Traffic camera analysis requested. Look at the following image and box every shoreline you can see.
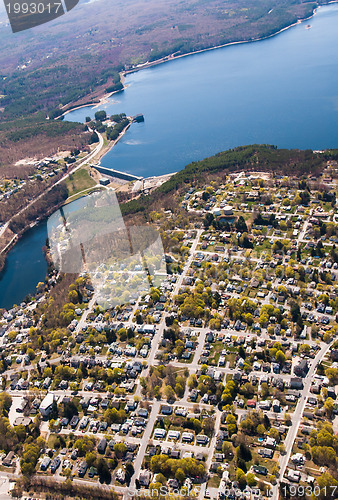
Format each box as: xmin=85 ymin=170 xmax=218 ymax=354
xmin=123 ymin=5 xmax=327 ymax=75
xmin=94 ymin=120 xmax=132 ymax=164
xmin=59 ymin=1 xmax=334 ymax=182
xmin=61 ymin=2 xmax=337 ymax=120
xmin=60 ymin=86 xmax=127 ymax=119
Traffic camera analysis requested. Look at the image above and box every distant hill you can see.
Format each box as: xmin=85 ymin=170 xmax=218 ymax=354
xmin=0 ymin=0 xmax=329 ymax=173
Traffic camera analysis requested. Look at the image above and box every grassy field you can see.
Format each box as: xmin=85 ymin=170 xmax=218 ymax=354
xmin=65 ymin=168 xmax=97 ymax=198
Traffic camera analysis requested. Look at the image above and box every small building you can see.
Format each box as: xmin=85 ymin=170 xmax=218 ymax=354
xmin=294 ymin=359 xmax=308 ymax=378
xmin=182 ymin=432 xmax=194 ymax=442
xmin=2 ymin=451 xmax=15 ymax=467
xmin=260 ymin=448 xmax=273 ymax=459
xmin=42 ymin=377 xmax=51 ymax=389
xmin=196 ymin=434 xmax=208 ymax=445
xmin=287 ymin=469 xmax=301 ymax=483
xmin=291 ymin=453 xmax=305 ymax=465
xmin=78 ymin=461 xmax=87 ymax=477
xmin=161 ymin=405 xmax=172 ymax=415
xmin=190 ymin=389 xmax=198 ymax=402
xmin=13 ymin=416 xmax=32 ymax=427
xmin=39 ymin=393 xmax=54 ymax=417
xmin=327 ymin=387 xmax=336 ymax=399
xmin=116 ymin=468 xmax=125 ymax=483
xmin=253 ymin=465 xmax=268 ymax=476
xmin=97 ymin=438 xmax=107 ymax=454
xmin=143 ymin=324 xmax=156 ymax=334
xmin=272 ymin=399 xmax=281 ymax=412
xmin=99 ymin=177 xmax=110 ymax=186
xmin=139 ymin=470 xmax=151 ymax=487
xmin=40 ymin=456 xmax=51 ymax=471
xmin=265 ymin=437 xmax=277 ymax=449
xmin=16 ymin=398 xmax=28 ymax=413
xmin=290 ymin=377 xmax=303 ymax=390
xmin=50 ymin=457 xmax=61 ymax=473
xmin=154 ymin=428 xmax=166 ymax=439
xmin=223 ymin=205 xmax=233 ymax=216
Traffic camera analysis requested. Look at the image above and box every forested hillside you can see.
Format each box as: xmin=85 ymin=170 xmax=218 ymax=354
xmin=119 ymin=145 xmax=329 ymax=217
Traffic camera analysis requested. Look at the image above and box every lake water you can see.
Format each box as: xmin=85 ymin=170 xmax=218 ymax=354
xmin=1 ymin=3 xmax=338 ymax=308
xmin=66 ymin=4 xmax=338 ymax=178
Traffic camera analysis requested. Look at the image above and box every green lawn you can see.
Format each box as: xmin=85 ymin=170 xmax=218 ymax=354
xmin=65 ymin=168 xmax=96 ymax=198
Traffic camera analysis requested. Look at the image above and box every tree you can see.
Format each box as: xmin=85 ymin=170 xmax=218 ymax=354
xmin=236 ymin=216 xmax=248 ymax=233
xmin=85 ymin=452 xmax=97 ymax=467
xmin=175 ymin=468 xmax=186 ymax=483
xmin=290 ymin=301 xmax=301 ymax=322
xmin=95 ymin=110 xmax=107 ymax=121
xmin=226 ymin=414 xmax=237 ymax=426
xmin=97 ymin=458 xmax=111 ymax=483
xmin=74 ymin=436 xmax=95 ymax=456
xmin=26 ymin=348 xmax=35 ymax=360
xmin=315 ymin=473 xmax=338 ymax=500
xmin=236 ymin=467 xmax=245 ymax=481
xmin=222 ymin=441 xmax=233 ymax=458
xmin=236 ymin=467 xmax=247 ymax=488
xmin=257 ymin=424 xmax=266 ymax=436
xmin=164 ymin=385 xmax=175 ymax=401
xmin=114 ymin=442 xmax=127 ymax=459
xmin=261 ymin=382 xmax=270 ymax=398
xmin=275 ymin=350 xmax=286 ymax=365
xmin=324 ymin=398 xmax=334 ymax=418
xmin=246 ymin=472 xmax=257 ymax=487
xmin=299 ymin=344 xmax=310 ymax=355
xmin=156 ymin=473 xmax=167 ymax=484
xmin=241 ymin=382 xmax=255 ymax=397
xmin=125 ymin=461 xmax=134 ymax=481
xmin=279 ymin=443 xmax=286 ymax=454
xmin=325 ymin=367 xmax=338 ymax=384
xmin=202 ymin=417 xmax=214 ymax=435
xmin=89 ymin=132 xmax=99 ymax=144
xmin=188 ymin=373 xmax=197 ymax=390
xmin=269 ymin=428 xmax=279 ymax=441
xmin=272 ymin=465 xmax=279 ymax=476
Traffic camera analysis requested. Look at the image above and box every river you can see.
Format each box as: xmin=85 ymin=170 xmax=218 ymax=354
xmin=0 ymin=222 xmax=47 ymax=309
xmin=0 ymin=3 xmax=338 ymax=308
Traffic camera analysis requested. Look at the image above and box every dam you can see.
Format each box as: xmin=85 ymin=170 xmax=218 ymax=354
xmin=92 ymin=165 xmax=143 ymax=182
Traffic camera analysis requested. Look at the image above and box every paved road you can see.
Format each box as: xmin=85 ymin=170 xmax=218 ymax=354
xmin=0 ymin=131 xmax=104 ymax=256
xmin=275 ymin=339 xmax=335 ymax=498
xmin=129 ymin=400 xmax=161 ymax=489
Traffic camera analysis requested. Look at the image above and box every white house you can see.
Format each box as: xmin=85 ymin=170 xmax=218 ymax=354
xmin=39 ymin=393 xmax=54 ymax=417
xmin=143 ymin=324 xmax=156 ymax=334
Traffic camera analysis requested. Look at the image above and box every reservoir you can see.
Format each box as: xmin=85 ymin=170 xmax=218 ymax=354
xmin=1 ymin=3 xmax=338 ymax=308
xmin=66 ymin=4 xmax=338 ymax=178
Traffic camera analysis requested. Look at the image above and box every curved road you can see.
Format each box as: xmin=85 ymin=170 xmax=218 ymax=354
xmin=0 ymin=131 xmax=104 ymax=246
